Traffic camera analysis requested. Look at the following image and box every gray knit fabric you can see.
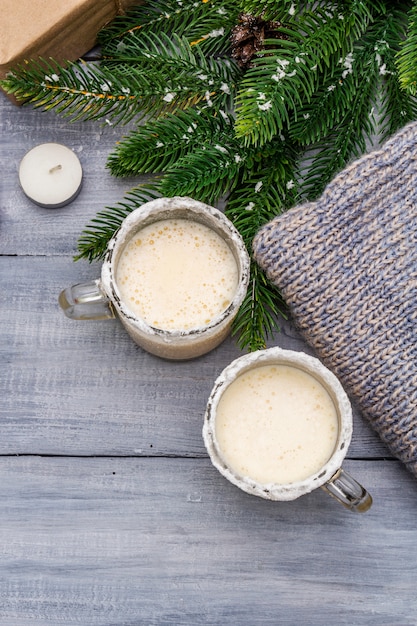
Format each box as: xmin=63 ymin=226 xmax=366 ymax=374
xmin=253 ymin=121 xmax=417 ymax=477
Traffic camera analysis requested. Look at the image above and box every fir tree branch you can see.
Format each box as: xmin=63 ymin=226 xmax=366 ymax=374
xmin=1 ymin=57 xmax=155 ymax=123
xmin=105 ymin=31 xmax=242 ymax=110
xmin=111 ymin=110 xmax=260 ymax=203
xmin=396 ymin=0 xmax=417 ymax=94
xmin=379 ymin=3 xmax=417 ymax=138
xmin=1 ymin=34 xmax=240 ymax=123
xmin=296 ymin=4 xmax=416 ymax=198
xmin=237 ymin=0 xmax=296 ymax=21
xmin=225 ymin=139 xmax=299 ymax=350
xmin=234 ymin=1 xmax=376 ymax=146
xmin=225 ymin=147 xmax=298 ymax=240
xmin=232 ymin=261 xmax=288 ymax=352
xmin=99 ymin=0 xmax=239 ymax=57
xmin=157 ymin=142 xmax=247 ymax=205
xmin=107 ymin=109 xmax=234 ymax=176
xmin=289 ymin=14 xmax=387 ymax=147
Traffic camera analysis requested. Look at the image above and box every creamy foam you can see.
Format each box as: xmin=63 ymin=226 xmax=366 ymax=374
xmin=215 ymin=364 xmax=339 ymax=484
xmin=115 ymin=218 xmax=239 ymax=331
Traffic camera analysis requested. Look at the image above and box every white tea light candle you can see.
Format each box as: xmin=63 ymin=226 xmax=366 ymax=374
xmin=19 ymin=143 xmax=83 ymax=208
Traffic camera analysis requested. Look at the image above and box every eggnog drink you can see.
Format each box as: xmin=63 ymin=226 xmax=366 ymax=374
xmin=115 ymin=218 xmax=239 ymax=331
xmin=215 ymin=364 xmax=339 ymax=484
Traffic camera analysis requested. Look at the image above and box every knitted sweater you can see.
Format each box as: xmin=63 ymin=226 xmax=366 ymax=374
xmin=253 ymin=121 xmax=417 ymax=477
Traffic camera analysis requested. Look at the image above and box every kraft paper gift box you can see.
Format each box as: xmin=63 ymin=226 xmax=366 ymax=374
xmin=0 ymin=0 xmax=138 ymax=102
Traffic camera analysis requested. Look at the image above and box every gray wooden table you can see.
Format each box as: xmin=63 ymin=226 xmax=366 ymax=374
xmin=1 ymin=90 xmax=416 ymax=626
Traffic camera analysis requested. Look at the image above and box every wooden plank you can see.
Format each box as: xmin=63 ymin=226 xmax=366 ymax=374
xmin=0 ymin=255 xmax=389 ymax=458
xmin=0 ymin=456 xmax=416 ymax=626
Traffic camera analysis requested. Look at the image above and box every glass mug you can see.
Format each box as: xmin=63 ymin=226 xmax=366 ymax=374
xmin=59 ymin=196 xmax=250 ymax=360
xmin=203 ymin=347 xmax=372 ymax=512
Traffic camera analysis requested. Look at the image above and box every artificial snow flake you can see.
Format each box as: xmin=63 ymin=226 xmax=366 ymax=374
xmin=258 ymin=100 xmax=273 ymax=111
xmin=197 ymin=74 xmax=208 ymax=81
xmin=163 ymin=92 xmax=176 ymax=102
xmin=286 ymin=180 xmax=295 ymax=189
xmin=219 ymin=109 xmax=228 ymax=120
xmin=272 ymin=69 xmax=286 ymax=82
xmin=220 ymin=83 xmax=231 ymax=94
xmin=258 ymin=92 xmax=266 ymax=100
xmin=215 ymin=144 xmax=228 ymax=153
xmin=208 ymin=28 xmax=224 ymax=38
xmin=340 ymin=52 xmax=354 ymax=78
xmin=101 ymin=83 xmax=111 ymax=92
xmin=289 ymin=3 xmax=296 ymax=15
xmin=234 ymin=154 xmax=242 ymax=163
xmin=245 ymin=202 xmax=255 ymax=211
xmin=271 ymin=59 xmax=292 ymax=82
xmin=121 ymin=86 xmax=131 ymax=95
xmin=156 ymin=141 xmax=164 ymax=148
xmin=303 ymin=113 xmax=310 ymax=119
xmin=255 ymin=181 xmax=263 ymax=193
xmin=374 ymin=44 xmax=393 ymax=76
xmin=327 ymin=84 xmax=336 ymax=91
xmin=204 ymin=91 xmax=213 ymax=107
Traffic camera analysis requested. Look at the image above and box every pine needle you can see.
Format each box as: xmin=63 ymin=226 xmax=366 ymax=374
xmin=397 ymin=0 xmax=417 ymax=94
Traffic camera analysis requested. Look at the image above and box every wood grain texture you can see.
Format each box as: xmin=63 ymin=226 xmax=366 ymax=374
xmin=1 ymin=456 xmax=416 ymax=626
xmin=1 ymin=88 xmax=417 ymax=626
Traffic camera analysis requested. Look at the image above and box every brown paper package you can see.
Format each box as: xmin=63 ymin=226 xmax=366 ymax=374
xmin=0 ymin=0 xmax=139 ymax=103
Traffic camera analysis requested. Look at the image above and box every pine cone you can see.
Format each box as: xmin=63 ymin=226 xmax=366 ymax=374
xmin=231 ymin=13 xmax=288 ymax=68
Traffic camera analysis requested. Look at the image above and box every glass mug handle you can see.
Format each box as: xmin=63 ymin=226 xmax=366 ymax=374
xmin=321 ymin=468 xmax=373 ymax=512
xmin=58 ymin=280 xmax=115 ymax=320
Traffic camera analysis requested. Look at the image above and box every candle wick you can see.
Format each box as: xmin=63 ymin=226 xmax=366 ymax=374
xmin=49 ymin=164 xmax=62 ymax=174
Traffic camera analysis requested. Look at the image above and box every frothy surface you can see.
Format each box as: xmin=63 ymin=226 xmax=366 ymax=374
xmin=215 ymin=364 xmax=338 ymax=484
xmin=116 ymin=219 xmax=239 ymax=331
